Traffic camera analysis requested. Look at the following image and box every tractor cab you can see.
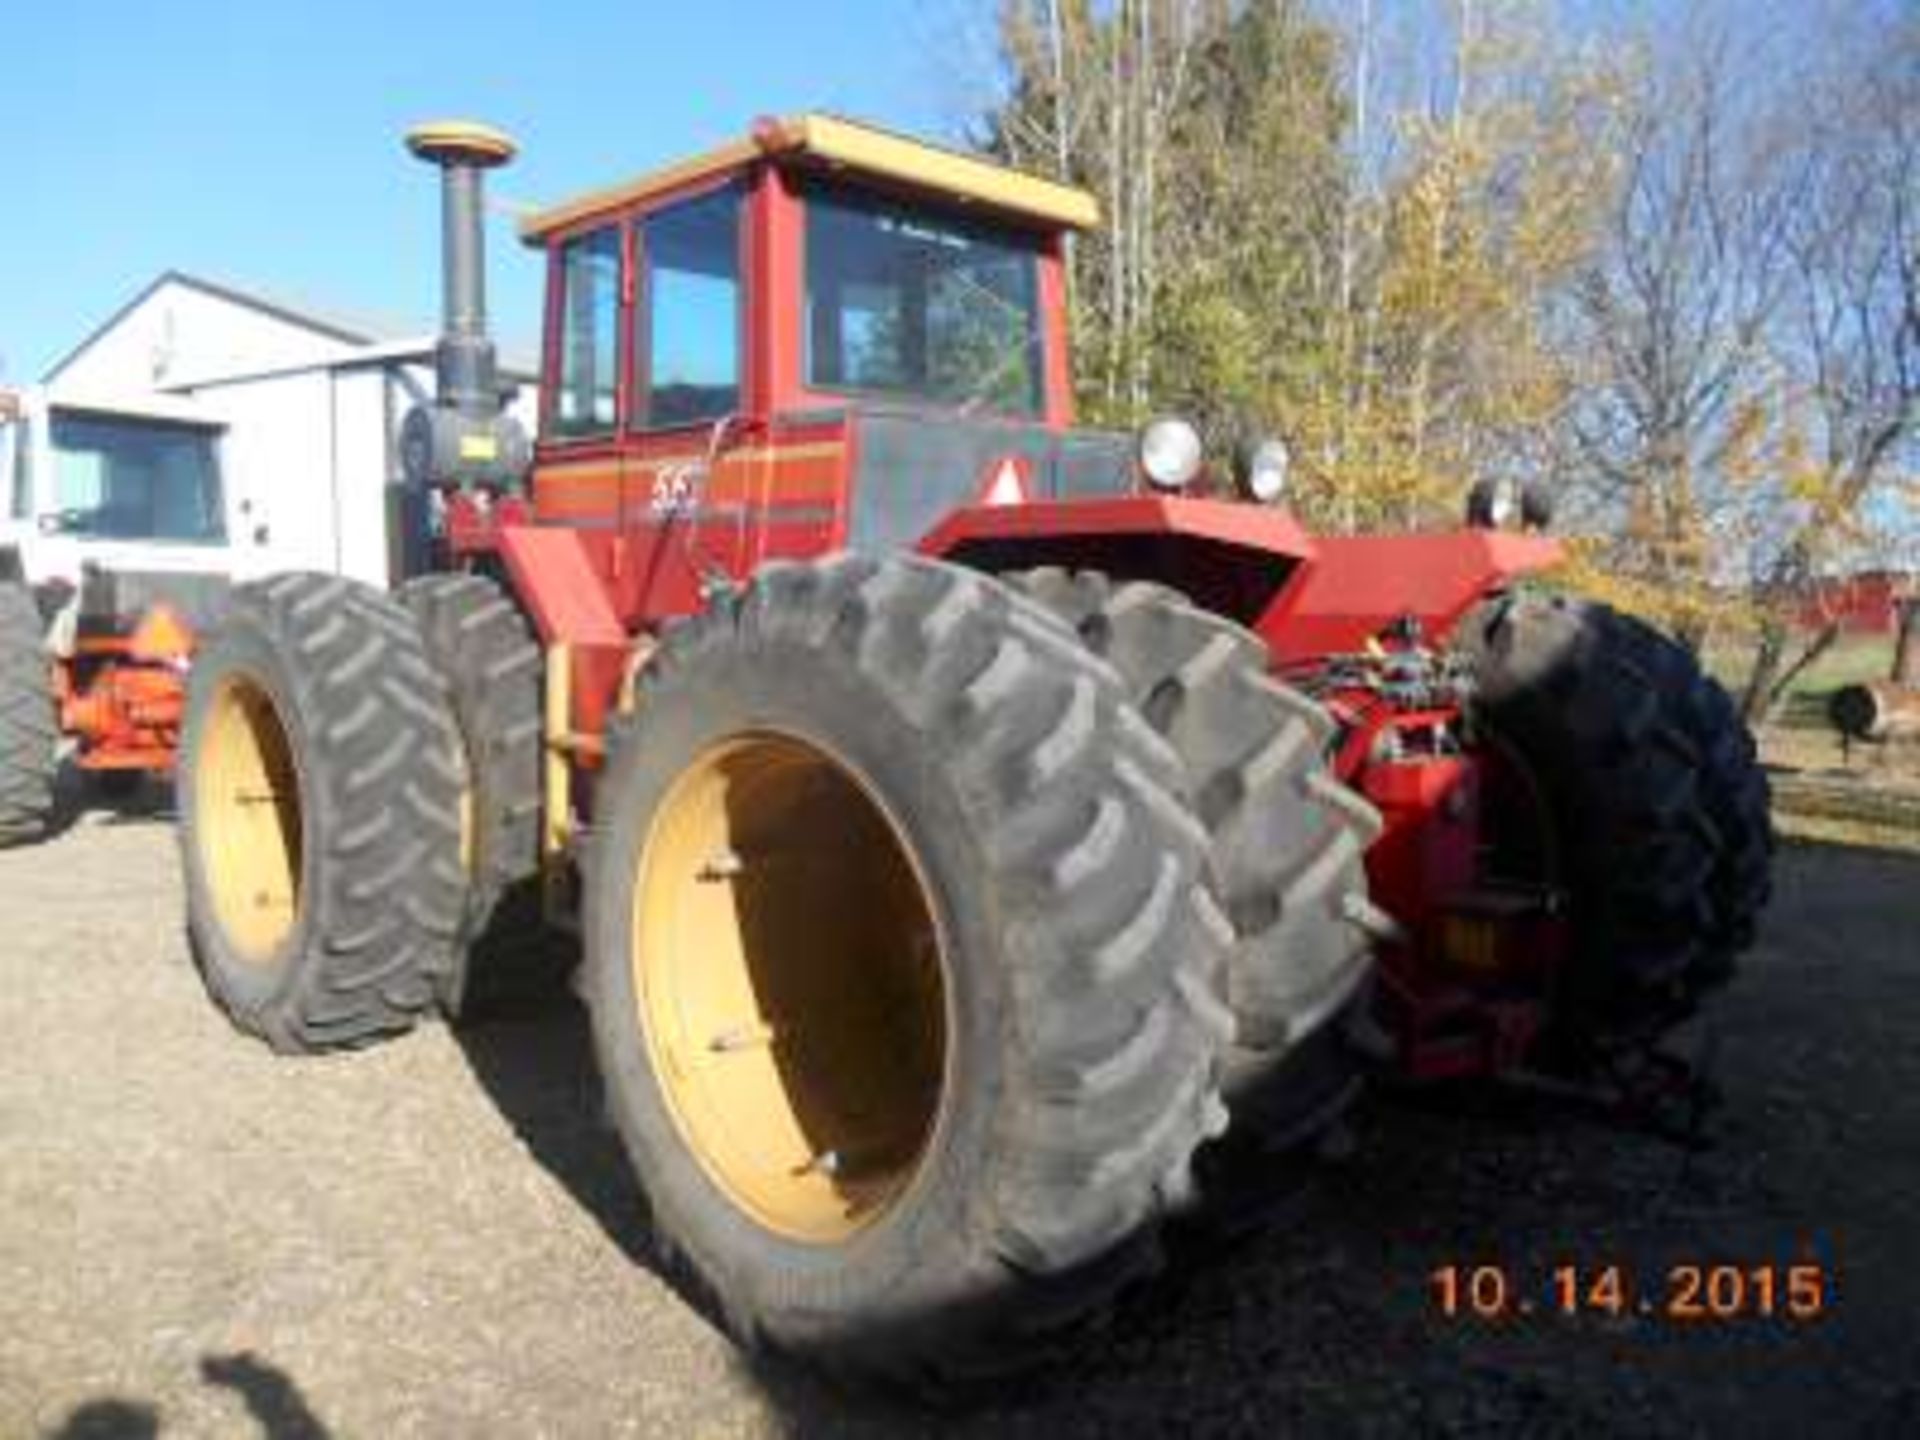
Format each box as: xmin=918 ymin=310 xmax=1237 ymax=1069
xmin=511 ymin=115 xmax=1142 ymax=625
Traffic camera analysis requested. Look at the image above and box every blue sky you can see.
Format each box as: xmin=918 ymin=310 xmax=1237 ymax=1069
xmin=2 ymin=1 xmax=1877 ymax=385
xmin=0 ymin=0 xmax=975 ymax=380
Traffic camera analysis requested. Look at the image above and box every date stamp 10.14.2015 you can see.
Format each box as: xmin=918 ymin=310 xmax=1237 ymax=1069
xmin=1428 ymin=1262 xmax=1831 ymax=1323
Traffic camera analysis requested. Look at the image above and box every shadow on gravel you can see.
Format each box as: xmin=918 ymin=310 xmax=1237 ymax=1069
xmin=47 ymin=1352 xmax=330 ymax=1439
xmin=31 ymin=761 xmax=175 ymax=845
xmin=45 ymin=1398 xmax=158 ymax=1439
xmin=199 ymin=1352 xmax=332 ymax=1440
xmin=450 ymin=992 xmax=653 ymax=1265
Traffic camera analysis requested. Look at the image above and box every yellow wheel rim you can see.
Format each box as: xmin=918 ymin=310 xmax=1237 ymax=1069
xmin=632 ymin=733 xmax=948 ymax=1244
xmin=193 ymin=674 xmax=303 ymax=964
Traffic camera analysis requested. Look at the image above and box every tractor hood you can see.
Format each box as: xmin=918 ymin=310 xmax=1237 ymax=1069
xmin=843 ymin=406 xmax=1137 ymax=555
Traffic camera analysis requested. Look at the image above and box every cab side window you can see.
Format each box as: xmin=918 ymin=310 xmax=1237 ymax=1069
xmin=552 ymin=226 xmax=621 ymax=438
xmin=638 ymin=188 xmax=741 ymax=428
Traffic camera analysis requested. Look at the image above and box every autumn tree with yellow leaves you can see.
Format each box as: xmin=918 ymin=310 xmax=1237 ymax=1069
xmin=978 ymin=1 xmax=1916 ymax=720
xmin=985 ymin=0 xmax=1630 ymax=528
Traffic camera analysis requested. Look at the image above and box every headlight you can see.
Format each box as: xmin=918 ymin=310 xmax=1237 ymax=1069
xmin=1241 ymin=437 xmax=1290 ymax=503
xmin=1465 ymin=477 xmax=1521 ymax=529
xmin=1139 ymin=416 xmax=1204 ymax=491
xmin=1519 ymin=479 xmax=1555 ymax=531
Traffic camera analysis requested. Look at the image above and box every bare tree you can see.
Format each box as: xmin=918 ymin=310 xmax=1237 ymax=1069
xmin=1740 ymin=22 xmax=1920 ymax=717
xmin=1561 ymin=32 xmax=1797 ymax=650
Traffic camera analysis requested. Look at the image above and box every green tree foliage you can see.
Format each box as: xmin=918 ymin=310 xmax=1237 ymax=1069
xmin=982 ymin=0 xmax=1627 ymax=530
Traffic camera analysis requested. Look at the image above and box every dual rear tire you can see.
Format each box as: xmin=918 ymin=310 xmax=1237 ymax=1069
xmin=182 ymin=570 xmax=561 ymax=1049
xmin=179 ymin=573 xmax=467 ymax=1051
xmin=582 ymin=554 xmax=1235 ymax=1386
xmin=1462 ymin=592 xmax=1772 ymax=1049
xmin=0 ymin=581 xmax=57 ymax=846
xmin=1009 ymin=570 xmax=1382 ymax=1192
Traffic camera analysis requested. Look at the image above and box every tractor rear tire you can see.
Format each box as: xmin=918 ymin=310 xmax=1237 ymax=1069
xmin=0 ymin=581 xmax=57 ymax=846
xmin=1011 ymin=569 xmax=1380 ymax=1199
xmin=1604 ymin=608 xmax=1773 ymax=976
xmin=179 ymin=573 xmax=467 ymax=1054
xmin=1461 ymin=591 xmax=1771 ymax=1047
xmin=583 ymin=554 xmax=1232 ymax=1390
xmin=398 ymin=572 xmax=563 ymax=1015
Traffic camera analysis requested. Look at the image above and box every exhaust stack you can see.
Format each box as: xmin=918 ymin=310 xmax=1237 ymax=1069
xmin=399 ymin=120 xmax=529 ymax=492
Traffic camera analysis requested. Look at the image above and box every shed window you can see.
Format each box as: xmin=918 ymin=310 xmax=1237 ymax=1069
xmin=553 ymin=226 xmax=621 ymax=438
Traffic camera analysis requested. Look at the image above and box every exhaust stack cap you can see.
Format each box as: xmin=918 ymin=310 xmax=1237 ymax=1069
xmin=405 ymin=120 xmax=517 ymax=169
xmin=398 ymin=117 xmax=530 ymax=495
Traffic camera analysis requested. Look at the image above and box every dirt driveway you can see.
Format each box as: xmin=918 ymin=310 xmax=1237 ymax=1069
xmin=2 ymin=793 xmax=1915 ymax=1438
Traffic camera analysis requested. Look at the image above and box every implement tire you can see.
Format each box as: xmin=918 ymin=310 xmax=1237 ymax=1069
xmin=1461 ymin=592 xmax=1771 ymax=1045
xmin=0 ymin=581 xmax=56 ymax=846
xmin=1012 ymin=569 xmax=1380 ymax=1194
xmin=179 ymin=573 xmax=466 ymax=1054
xmin=583 ymin=554 xmax=1232 ymax=1390
xmin=398 ymin=572 xmax=562 ymax=1014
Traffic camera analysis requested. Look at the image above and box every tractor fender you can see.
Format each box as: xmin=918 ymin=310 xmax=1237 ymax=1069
xmin=1257 ymin=530 xmax=1563 ymax=663
xmin=917 ymin=494 xmax=1316 ymax=630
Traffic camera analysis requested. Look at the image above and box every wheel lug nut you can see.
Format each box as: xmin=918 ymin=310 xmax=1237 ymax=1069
xmin=708 ymin=1022 xmax=774 ymax=1053
xmin=697 ymin=850 xmax=743 ymax=882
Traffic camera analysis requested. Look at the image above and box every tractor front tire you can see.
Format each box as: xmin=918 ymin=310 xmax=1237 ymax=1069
xmin=583 ymin=554 xmax=1232 ymax=1389
xmin=0 ymin=581 xmax=57 ymax=846
xmin=1462 ymin=592 xmax=1771 ymax=1048
xmin=1012 ymin=570 xmax=1380 ymax=1207
xmin=179 ymin=573 xmax=467 ymax=1054
xmin=399 ymin=572 xmax=560 ymax=1014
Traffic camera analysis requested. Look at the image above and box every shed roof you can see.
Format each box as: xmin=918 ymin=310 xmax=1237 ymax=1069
xmin=40 ymin=270 xmax=418 ymax=383
xmin=518 ymin=113 xmax=1101 ymax=242
xmin=43 ymin=271 xmax=537 ymax=387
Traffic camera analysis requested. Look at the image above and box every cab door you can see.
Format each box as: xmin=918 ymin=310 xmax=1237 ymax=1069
xmin=619 ymin=182 xmax=749 ymax=619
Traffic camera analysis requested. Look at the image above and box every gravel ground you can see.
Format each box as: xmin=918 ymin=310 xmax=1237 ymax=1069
xmin=2 ymin=786 xmax=1916 ymax=1438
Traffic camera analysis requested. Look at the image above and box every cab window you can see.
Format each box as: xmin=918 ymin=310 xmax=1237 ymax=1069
xmin=804 ymin=181 xmax=1045 ymax=416
xmin=552 ymin=226 xmax=621 ymax=438
xmin=637 ymin=187 xmax=741 ymax=428
xmin=48 ymin=413 xmax=225 ymax=543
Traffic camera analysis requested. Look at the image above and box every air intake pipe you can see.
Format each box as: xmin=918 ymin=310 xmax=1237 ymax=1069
xmin=399 ymin=120 xmax=530 ymax=491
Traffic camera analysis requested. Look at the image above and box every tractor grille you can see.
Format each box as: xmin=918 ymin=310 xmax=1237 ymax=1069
xmin=845 ymin=408 xmax=1133 ymax=554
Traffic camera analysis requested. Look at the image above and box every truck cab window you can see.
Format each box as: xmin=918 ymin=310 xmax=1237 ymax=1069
xmin=639 ymin=188 xmax=741 ymax=428
xmin=553 ymin=226 xmax=621 ymax=438
xmin=48 ymin=414 xmax=224 ymax=543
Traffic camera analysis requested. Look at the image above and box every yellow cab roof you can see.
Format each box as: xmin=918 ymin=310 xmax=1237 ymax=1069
xmin=517 ymin=112 xmax=1101 ymax=243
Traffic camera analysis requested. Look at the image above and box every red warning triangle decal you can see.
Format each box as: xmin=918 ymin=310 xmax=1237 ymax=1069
xmin=979 ymin=456 xmax=1032 ymax=507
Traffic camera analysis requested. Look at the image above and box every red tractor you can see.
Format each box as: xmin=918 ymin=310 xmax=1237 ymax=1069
xmin=176 ymin=117 xmax=1770 ymax=1390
